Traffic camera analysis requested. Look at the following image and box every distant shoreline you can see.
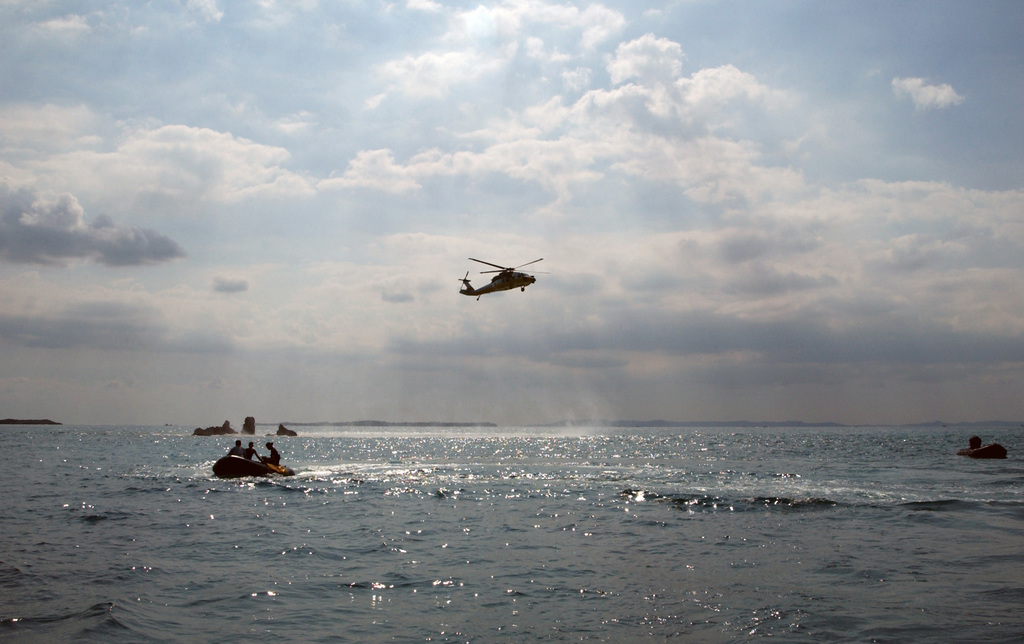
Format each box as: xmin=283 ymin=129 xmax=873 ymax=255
xmin=258 ymin=420 xmax=498 ymax=428
xmin=255 ymin=419 xmax=1023 ymax=429
xmin=3 ymin=418 xmax=1018 ymax=429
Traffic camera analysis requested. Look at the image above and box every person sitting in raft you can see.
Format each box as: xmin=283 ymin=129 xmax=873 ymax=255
xmin=227 ymin=440 xmax=245 ymax=457
xmin=243 ymin=441 xmax=260 ymax=461
xmin=265 ymin=442 xmax=281 ymax=466
xmin=957 ymin=436 xmax=1008 ymax=459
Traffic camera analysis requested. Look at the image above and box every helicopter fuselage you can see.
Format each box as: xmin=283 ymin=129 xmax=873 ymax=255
xmin=460 ymin=270 xmax=536 ymax=298
xmin=459 ymin=257 xmax=543 ymax=299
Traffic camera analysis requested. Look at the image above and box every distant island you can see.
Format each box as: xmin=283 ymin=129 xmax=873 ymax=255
xmin=259 ymin=420 xmax=498 ymax=428
xmin=531 ymin=419 xmax=847 ymax=428
xmin=532 ymin=419 xmax=1024 ymax=429
xmin=0 ymin=418 xmax=61 ymax=425
xmin=254 ymin=419 xmax=1021 ymax=429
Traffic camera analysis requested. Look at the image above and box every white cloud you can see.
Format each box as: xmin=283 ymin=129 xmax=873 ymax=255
xmin=0 ymin=103 xmax=102 ymax=151
xmin=378 ymin=1 xmax=625 ymax=102
xmin=364 ymin=93 xmax=387 ymax=110
xmin=35 ymin=14 xmax=92 ymax=37
xmin=523 ymin=36 xmax=551 ymax=60
xmin=407 ymin=0 xmax=442 ymax=13
xmin=680 ymin=64 xmax=773 ymax=108
xmin=447 ymin=1 xmax=623 ymax=48
xmin=274 ymin=111 xmax=318 ymax=135
xmin=4 ymin=116 xmax=314 ymax=206
xmin=186 ymin=0 xmax=224 ymax=23
xmin=578 ymin=3 xmax=626 ymax=49
xmin=892 ymin=76 xmax=965 ymax=109
xmin=342 ymin=36 xmax=798 ymax=209
xmin=448 ymin=4 xmax=517 ymax=45
xmin=321 ymin=149 xmax=424 ymax=193
xmin=607 ymin=34 xmax=684 ymax=85
xmin=113 ymin=125 xmax=310 ymax=202
xmin=379 ymin=50 xmax=504 ymax=99
xmin=561 ymin=66 xmax=592 ymax=92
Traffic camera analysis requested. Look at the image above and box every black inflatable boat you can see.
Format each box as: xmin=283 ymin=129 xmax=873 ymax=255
xmin=213 ymin=455 xmax=295 ymax=478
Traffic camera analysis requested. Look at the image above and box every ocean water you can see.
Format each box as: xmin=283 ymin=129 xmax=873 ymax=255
xmin=1 ymin=424 xmax=1021 ymax=643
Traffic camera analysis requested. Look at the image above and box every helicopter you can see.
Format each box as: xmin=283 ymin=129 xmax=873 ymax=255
xmin=459 ymin=258 xmax=544 ymax=300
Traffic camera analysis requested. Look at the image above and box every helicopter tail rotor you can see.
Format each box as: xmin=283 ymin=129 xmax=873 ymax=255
xmin=458 ymin=271 xmax=475 ymax=295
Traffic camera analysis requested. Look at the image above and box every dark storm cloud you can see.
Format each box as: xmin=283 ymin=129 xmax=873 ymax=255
xmin=0 ymin=301 xmax=234 ymax=353
xmin=723 ymin=268 xmax=839 ymax=297
xmin=719 ymin=233 xmax=774 ymax=264
xmin=390 ymin=305 xmax=1024 ymax=373
xmin=0 ymin=186 xmax=185 ymax=266
xmin=0 ymin=301 xmax=164 ymax=350
xmin=718 ymin=230 xmax=822 ymax=265
xmin=583 ymin=309 xmax=1024 ymax=367
xmin=865 ymin=227 xmax=1024 ymax=276
xmin=212 ymin=276 xmax=249 ymax=293
xmin=382 ymin=291 xmax=414 ymax=303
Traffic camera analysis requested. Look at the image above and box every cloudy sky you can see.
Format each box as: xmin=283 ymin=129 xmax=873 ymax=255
xmin=2 ymin=0 xmax=1023 ymax=426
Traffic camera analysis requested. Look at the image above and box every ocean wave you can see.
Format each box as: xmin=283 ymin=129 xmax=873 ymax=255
xmin=342 ymin=576 xmax=465 ymax=592
xmin=0 ymin=601 xmax=130 ymax=642
xmin=749 ymin=496 xmax=839 ymax=510
xmin=620 ymin=488 xmax=839 ymax=512
xmin=900 ymin=498 xmax=1024 ymax=509
xmin=900 ymin=499 xmax=969 ymax=511
xmin=0 ymin=561 xmax=27 ymax=588
xmin=276 ymin=543 xmax=349 ymax=562
xmin=71 ymin=508 xmax=140 ymax=524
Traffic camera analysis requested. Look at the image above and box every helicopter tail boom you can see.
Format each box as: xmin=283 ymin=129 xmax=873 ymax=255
xmin=458 ymin=272 xmax=477 ymax=296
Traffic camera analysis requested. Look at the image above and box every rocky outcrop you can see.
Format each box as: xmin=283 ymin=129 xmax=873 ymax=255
xmin=242 ymin=416 xmax=256 ymax=435
xmin=276 ymin=424 xmax=298 ymax=436
xmin=193 ymin=420 xmax=235 ymax=436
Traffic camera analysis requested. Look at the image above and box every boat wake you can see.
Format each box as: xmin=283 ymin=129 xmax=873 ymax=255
xmin=621 ymin=488 xmax=840 ymax=512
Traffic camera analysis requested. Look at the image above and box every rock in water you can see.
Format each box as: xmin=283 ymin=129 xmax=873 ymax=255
xmin=193 ymin=420 xmax=235 ymax=436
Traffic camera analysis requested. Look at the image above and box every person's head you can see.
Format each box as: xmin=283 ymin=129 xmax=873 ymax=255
xmin=266 ymin=442 xmax=274 ymax=448
xmin=235 ymin=440 xmax=242 ymax=446
xmin=969 ymin=436 xmax=982 ymax=449
xmin=248 ymin=442 xmax=254 ymax=448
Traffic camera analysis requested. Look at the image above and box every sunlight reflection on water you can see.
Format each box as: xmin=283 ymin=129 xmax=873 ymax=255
xmin=0 ymin=424 xmax=1020 ymax=642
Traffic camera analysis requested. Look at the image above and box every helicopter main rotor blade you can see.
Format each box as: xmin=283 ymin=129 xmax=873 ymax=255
xmin=468 ymin=257 xmax=508 ymax=271
xmin=514 ymin=258 xmax=543 ymax=269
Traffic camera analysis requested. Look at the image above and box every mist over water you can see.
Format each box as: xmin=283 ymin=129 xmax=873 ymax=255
xmin=1 ymin=424 xmax=1021 ymax=642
